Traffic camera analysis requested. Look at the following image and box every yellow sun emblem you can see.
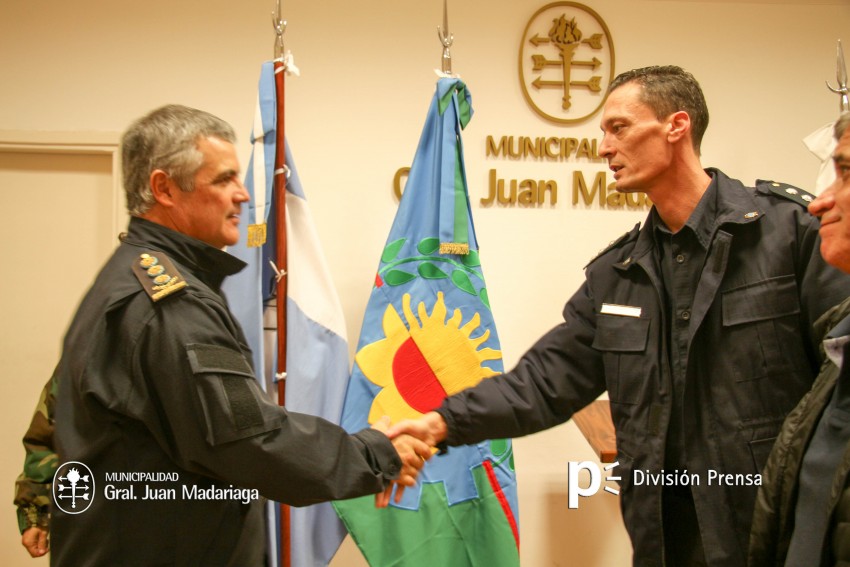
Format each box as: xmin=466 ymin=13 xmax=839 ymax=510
xmin=356 ymin=292 xmax=502 ymax=425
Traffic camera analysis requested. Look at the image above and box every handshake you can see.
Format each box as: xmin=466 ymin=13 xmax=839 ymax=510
xmin=371 ymin=411 xmax=449 ymax=508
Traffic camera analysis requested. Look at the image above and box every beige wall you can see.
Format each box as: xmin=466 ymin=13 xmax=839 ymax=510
xmin=2 ymin=0 xmax=849 ymax=565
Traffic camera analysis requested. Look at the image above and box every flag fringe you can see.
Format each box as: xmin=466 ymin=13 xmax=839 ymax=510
xmin=247 ymin=223 xmax=268 ymax=248
xmin=439 ymin=242 xmax=469 ymax=255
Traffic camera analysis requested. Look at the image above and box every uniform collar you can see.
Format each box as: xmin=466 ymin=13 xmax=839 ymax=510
xmin=708 ymin=168 xmax=765 ymax=228
xmin=650 ymin=173 xmax=718 ymax=251
xmin=122 ymin=217 xmax=247 ymax=290
xmin=811 ymin=296 xmax=850 ymax=371
xmin=618 ymin=168 xmax=763 ymax=270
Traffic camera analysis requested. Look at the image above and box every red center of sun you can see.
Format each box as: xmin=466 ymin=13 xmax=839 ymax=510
xmin=392 ymin=337 xmax=448 ymax=413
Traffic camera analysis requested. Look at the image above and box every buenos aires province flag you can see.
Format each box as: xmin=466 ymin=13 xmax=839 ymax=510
xmin=223 ymin=61 xmax=350 ymax=567
xmin=333 ymin=78 xmax=520 ymax=566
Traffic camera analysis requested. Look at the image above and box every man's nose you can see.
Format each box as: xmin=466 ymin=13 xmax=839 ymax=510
xmin=808 ymin=181 xmax=838 ymax=217
xmin=598 ymin=134 xmax=613 ymax=158
xmin=235 ymin=180 xmax=250 ymax=203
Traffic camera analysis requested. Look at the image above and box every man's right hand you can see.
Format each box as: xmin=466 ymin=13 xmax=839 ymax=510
xmin=371 ymin=416 xmax=432 ymax=505
xmin=387 ymin=411 xmax=448 ymax=447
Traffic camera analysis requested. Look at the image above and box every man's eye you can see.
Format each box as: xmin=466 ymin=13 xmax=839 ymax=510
xmin=216 ymin=174 xmax=238 ymax=185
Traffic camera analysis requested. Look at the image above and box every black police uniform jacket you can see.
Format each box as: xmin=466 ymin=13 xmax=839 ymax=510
xmin=52 ymin=217 xmax=400 ymax=567
xmin=437 ymin=169 xmax=850 ymax=567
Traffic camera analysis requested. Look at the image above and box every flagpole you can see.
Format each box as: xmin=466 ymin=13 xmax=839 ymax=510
xmin=271 ymin=4 xmax=291 ymax=567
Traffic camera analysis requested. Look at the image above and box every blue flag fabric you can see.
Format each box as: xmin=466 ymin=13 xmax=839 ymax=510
xmin=333 ymin=78 xmax=520 ymax=566
xmin=223 ymin=61 xmax=350 ymax=567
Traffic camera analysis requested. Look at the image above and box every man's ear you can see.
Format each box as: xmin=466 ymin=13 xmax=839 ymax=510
xmin=149 ymin=170 xmax=176 ymax=207
xmin=667 ymin=111 xmax=691 ymax=144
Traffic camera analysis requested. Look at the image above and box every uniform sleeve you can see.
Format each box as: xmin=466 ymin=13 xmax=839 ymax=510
xmin=438 ymin=280 xmax=607 ymax=446
xmin=104 ymin=293 xmax=400 ymax=507
xmin=14 ymin=377 xmax=58 ymax=533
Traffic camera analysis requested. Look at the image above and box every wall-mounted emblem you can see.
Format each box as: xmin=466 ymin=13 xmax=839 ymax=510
xmin=519 ymin=2 xmax=615 ymax=124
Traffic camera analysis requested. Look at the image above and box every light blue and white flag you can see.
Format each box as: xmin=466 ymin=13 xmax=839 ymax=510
xmin=223 ymin=61 xmax=350 ymax=567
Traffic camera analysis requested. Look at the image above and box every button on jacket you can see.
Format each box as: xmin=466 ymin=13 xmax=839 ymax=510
xmin=438 ymin=169 xmax=850 ymax=567
xmin=52 ymin=217 xmax=400 ymax=567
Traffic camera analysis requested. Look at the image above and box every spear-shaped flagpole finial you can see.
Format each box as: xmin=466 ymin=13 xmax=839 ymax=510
xmin=437 ymin=0 xmax=453 ymax=75
xmin=271 ymin=0 xmax=286 ymax=60
xmin=826 ymin=39 xmax=850 ymax=113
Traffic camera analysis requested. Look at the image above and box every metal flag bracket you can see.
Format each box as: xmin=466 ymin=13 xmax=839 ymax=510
xmin=271 ymin=1 xmax=300 ymax=76
xmin=826 ymin=39 xmax=850 ymax=113
xmin=271 ymin=0 xmax=286 ymax=61
xmin=436 ymin=0 xmax=456 ymax=77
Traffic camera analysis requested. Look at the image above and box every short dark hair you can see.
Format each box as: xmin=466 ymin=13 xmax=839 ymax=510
xmin=835 ymin=112 xmax=850 ymax=141
xmin=609 ymin=65 xmax=709 ymax=154
xmin=121 ymin=104 xmax=237 ymax=216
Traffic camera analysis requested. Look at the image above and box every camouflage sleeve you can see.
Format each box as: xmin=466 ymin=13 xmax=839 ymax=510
xmin=14 ymin=377 xmax=57 ymax=534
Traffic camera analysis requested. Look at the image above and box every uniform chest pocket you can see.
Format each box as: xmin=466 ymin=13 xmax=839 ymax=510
xmin=592 ymin=314 xmax=650 ymax=404
xmin=721 ymin=274 xmax=802 ymax=382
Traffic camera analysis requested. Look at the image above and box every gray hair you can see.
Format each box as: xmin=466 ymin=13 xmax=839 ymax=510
xmin=608 ymin=65 xmax=709 ymax=155
xmin=121 ymin=104 xmax=237 ymax=216
xmin=834 ymin=112 xmax=850 ymax=141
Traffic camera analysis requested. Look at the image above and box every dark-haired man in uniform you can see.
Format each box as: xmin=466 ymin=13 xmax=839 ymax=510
xmin=388 ymin=66 xmax=850 ymax=566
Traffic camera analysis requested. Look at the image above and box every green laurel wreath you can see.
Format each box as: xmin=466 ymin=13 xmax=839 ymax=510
xmin=377 ymin=237 xmax=491 ymax=309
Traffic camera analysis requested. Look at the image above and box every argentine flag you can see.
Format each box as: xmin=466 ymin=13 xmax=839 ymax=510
xmin=223 ymin=61 xmax=350 ymax=567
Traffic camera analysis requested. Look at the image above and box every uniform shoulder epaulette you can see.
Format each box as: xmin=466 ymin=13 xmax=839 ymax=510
xmin=131 ymin=251 xmax=188 ymax=302
xmin=584 ymin=223 xmax=640 ymax=269
xmin=756 ymin=179 xmax=815 ymax=208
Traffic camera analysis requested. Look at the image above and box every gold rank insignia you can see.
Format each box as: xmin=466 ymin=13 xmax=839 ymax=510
xmin=131 ymin=252 xmax=188 ymax=302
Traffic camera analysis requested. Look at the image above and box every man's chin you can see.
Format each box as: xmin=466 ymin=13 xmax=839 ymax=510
xmin=613 ymin=183 xmax=637 ymax=194
xmin=820 ymin=241 xmax=850 ymax=274
xmin=223 ymin=227 xmax=241 ymax=247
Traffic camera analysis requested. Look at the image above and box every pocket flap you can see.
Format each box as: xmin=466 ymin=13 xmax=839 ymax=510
xmin=722 ymin=275 xmax=800 ymax=327
xmin=186 ymin=343 xmax=280 ymax=445
xmin=187 ymin=343 xmax=254 ymax=378
xmin=592 ymin=314 xmax=650 ymax=352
